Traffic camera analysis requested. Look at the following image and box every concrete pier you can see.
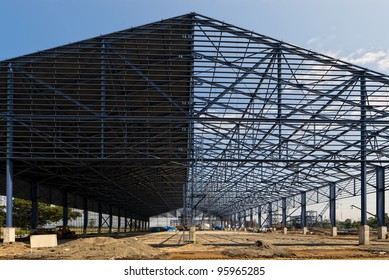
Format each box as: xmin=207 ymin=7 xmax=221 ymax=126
xmin=330 ymin=227 xmax=337 ymax=237
xmin=359 ymin=225 xmax=370 ymax=245
xmin=3 ymin=227 xmax=15 ymax=243
xmin=283 ymin=227 xmax=288 ymax=235
xmin=378 ymin=226 xmax=387 ymax=240
xmin=302 ymin=227 xmax=308 ymax=235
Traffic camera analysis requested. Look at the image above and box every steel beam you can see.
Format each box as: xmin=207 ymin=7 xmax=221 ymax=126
xmin=124 ymin=212 xmax=128 ymax=233
xmin=98 ymin=202 xmax=103 ymax=234
xmin=282 ymin=197 xmax=287 ymax=228
xmin=83 ymin=198 xmax=88 ymax=235
xmin=268 ymin=203 xmax=272 ymax=227
xmin=360 ymin=73 xmax=367 ymax=225
xmin=6 ymin=63 xmax=13 ymax=228
xmin=330 ymin=183 xmax=336 ymax=227
xmin=301 ymin=192 xmax=307 ymax=228
xmin=109 ymin=205 xmax=113 ymax=233
xmin=62 ymin=190 xmax=68 ymax=227
xmin=31 ymin=182 xmax=38 ymax=231
xmin=117 ymin=208 xmax=121 ymax=232
xmin=376 ymin=166 xmax=385 ymax=227
xmin=250 ymin=208 xmax=253 ymax=228
xmin=243 ymin=209 xmax=247 ymax=228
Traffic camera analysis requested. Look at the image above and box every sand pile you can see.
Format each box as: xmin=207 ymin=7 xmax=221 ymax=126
xmin=18 ymin=236 xmax=165 ymax=260
xmin=222 ymin=240 xmax=293 ymax=259
xmin=0 ymin=242 xmax=31 ymax=259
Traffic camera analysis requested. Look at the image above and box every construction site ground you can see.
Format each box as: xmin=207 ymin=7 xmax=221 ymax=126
xmin=0 ymin=229 xmax=389 ymax=260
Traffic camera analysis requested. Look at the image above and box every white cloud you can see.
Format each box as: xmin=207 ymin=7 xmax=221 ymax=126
xmin=323 ymin=48 xmax=389 ymax=74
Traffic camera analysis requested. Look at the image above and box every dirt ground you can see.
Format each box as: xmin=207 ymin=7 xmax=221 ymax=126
xmin=1 ymin=230 xmax=389 ymax=260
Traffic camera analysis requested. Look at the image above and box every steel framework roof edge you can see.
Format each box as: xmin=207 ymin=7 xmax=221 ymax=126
xmin=0 ymin=12 xmax=196 ymax=64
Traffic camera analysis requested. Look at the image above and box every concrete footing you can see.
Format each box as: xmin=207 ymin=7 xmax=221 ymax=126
xmin=283 ymin=227 xmax=287 ymax=235
xmin=302 ymin=227 xmax=308 ymax=235
xmin=3 ymin=228 xmax=15 ymax=243
xmin=30 ymin=234 xmax=57 ymax=248
xmin=330 ymin=227 xmax=337 ymax=237
xmin=189 ymin=226 xmax=196 ymax=243
xmin=378 ymin=226 xmax=387 ymax=240
xmin=359 ymin=225 xmax=370 ymax=245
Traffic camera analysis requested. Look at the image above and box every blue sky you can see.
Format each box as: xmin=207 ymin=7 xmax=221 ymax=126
xmin=2 ymin=0 xmax=389 ymax=74
xmin=1 ymin=0 xmax=388 ymax=219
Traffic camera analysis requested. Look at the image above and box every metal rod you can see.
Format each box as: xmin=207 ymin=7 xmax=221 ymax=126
xmin=301 ymin=192 xmax=306 ymax=228
xmin=330 ymin=183 xmax=336 ymax=227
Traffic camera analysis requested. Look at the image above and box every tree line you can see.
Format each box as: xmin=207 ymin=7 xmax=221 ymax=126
xmin=0 ymin=198 xmax=81 ymax=228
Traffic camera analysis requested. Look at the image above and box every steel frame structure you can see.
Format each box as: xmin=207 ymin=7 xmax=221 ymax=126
xmin=1 ymin=13 xmax=388 ymax=229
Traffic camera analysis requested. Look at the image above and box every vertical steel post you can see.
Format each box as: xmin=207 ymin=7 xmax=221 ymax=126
xmin=243 ymin=209 xmax=247 ymax=228
xmin=277 ymin=45 xmax=282 ymax=159
xmin=117 ymin=209 xmax=121 ymax=233
xmin=6 ymin=63 xmax=14 ymax=228
xmin=301 ymin=192 xmax=306 ymax=228
xmin=101 ymin=39 xmax=106 ymax=159
xmin=282 ymin=197 xmax=287 ymax=228
xmin=109 ymin=205 xmax=113 ymax=233
xmin=129 ymin=214 xmax=133 ymax=231
xmin=238 ymin=212 xmax=241 ymax=228
xmin=258 ymin=206 xmax=262 ymax=228
xmin=31 ymin=182 xmax=38 ymax=231
xmin=62 ymin=190 xmax=68 ymax=227
xmin=360 ymin=73 xmax=367 ymax=225
xmin=250 ymin=208 xmax=253 ymax=228
xmin=376 ymin=166 xmax=385 ymax=227
xmin=330 ymin=183 xmax=336 ymax=227
xmin=98 ymin=202 xmax=103 ymax=234
xmin=268 ymin=202 xmax=272 ymax=227
xmin=83 ymin=198 xmax=88 ymax=235
xmin=124 ymin=212 xmax=128 ymax=233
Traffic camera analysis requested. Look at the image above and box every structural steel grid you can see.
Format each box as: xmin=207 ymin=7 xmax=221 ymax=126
xmin=0 ymin=13 xmax=388 ymax=242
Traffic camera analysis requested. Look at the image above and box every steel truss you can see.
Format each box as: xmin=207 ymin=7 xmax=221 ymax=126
xmin=1 ymin=13 xmax=388 ymax=225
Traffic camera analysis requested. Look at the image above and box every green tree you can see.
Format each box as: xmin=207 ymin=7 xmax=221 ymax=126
xmin=88 ymin=218 xmax=96 ymax=228
xmin=12 ymin=198 xmax=81 ymax=228
xmin=0 ymin=205 xmax=5 ymax=227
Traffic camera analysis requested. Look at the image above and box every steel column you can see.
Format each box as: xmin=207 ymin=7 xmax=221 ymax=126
xmin=376 ymin=166 xmax=385 ymax=227
xmin=360 ymin=73 xmax=367 ymax=225
xmin=124 ymin=212 xmax=128 ymax=232
xmin=301 ymin=192 xmax=306 ymax=228
xmin=62 ymin=190 xmax=68 ymax=227
xmin=31 ymin=183 xmax=38 ymax=231
xmin=130 ymin=214 xmax=133 ymax=231
xmin=330 ymin=183 xmax=336 ymax=227
xmin=117 ymin=209 xmax=121 ymax=232
xmin=98 ymin=202 xmax=103 ymax=234
xmin=282 ymin=197 xmax=287 ymax=228
xmin=268 ymin=202 xmax=272 ymax=227
xmin=250 ymin=208 xmax=253 ymax=228
xmin=258 ymin=206 xmax=262 ymax=228
xmin=243 ymin=209 xmax=246 ymax=228
xmin=109 ymin=205 xmax=113 ymax=233
xmin=83 ymin=198 xmax=88 ymax=235
xmin=101 ymin=40 xmax=106 ymax=159
xmin=6 ymin=63 xmax=14 ymax=228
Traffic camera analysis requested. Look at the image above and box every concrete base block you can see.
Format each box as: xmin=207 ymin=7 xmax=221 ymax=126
xmin=3 ymin=228 xmax=16 ymax=243
xmin=30 ymin=234 xmax=57 ymax=248
xmin=378 ymin=226 xmax=387 ymax=240
xmin=189 ymin=226 xmax=196 ymax=243
xmin=302 ymin=227 xmax=308 ymax=235
xmin=283 ymin=227 xmax=288 ymax=235
xmin=359 ymin=225 xmax=370 ymax=245
xmin=330 ymin=227 xmax=337 ymax=237
xmin=83 ymin=228 xmax=87 ymax=236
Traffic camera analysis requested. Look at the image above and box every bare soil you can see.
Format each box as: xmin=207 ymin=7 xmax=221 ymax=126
xmin=1 ymin=230 xmax=388 ymax=260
